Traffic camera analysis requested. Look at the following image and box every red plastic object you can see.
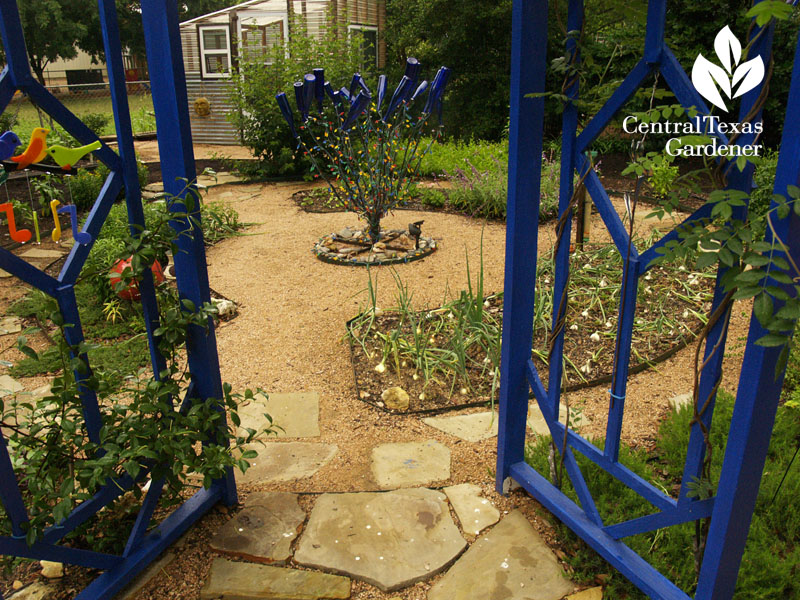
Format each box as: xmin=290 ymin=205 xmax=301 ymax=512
xmin=110 ymin=258 xmax=165 ymax=301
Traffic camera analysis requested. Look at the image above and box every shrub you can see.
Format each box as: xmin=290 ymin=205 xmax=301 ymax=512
xmin=70 ymin=160 xmax=149 ymax=211
xmin=81 ymin=112 xmax=111 ymax=136
xmin=230 ymin=10 xmax=364 ymax=178
xmin=418 ymin=138 xmax=508 ymax=177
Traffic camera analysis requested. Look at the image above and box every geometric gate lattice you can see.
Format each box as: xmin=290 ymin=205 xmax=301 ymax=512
xmin=0 ymin=1 xmax=234 ymax=598
xmin=497 ymin=1 xmax=800 ymax=598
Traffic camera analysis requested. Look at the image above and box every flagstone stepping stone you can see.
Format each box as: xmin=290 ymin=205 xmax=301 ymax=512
xmin=0 ymin=316 xmax=22 ymax=335
xmin=236 ymin=442 xmax=337 ymax=484
xmin=20 ymin=248 xmax=64 ymax=259
xmin=200 ymin=558 xmax=351 ymax=600
xmin=7 ymin=581 xmax=56 ymax=600
xmin=370 ymin=440 xmax=450 ymax=489
xmin=0 ymin=268 xmax=11 ymax=278
xmin=444 ymin=483 xmax=500 ymax=536
xmin=118 ymin=551 xmax=176 ymax=600
xmin=567 ymin=587 xmax=603 ymax=600
xmin=427 ymin=510 xmax=574 ymax=600
xmin=669 ymin=392 xmax=693 ymax=412
xmin=422 ymin=411 xmax=498 ymax=442
xmin=0 ymin=375 xmax=23 ymax=398
xmin=294 ymin=488 xmax=466 ymax=592
xmin=209 ymin=492 xmax=304 ymax=564
xmin=527 ymin=402 xmax=588 ymax=437
xmin=237 ymin=392 xmax=320 ymax=439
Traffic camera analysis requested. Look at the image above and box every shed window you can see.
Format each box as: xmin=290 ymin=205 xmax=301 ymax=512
xmin=348 ymin=25 xmax=378 ymax=71
xmin=199 ymin=25 xmax=231 ymax=78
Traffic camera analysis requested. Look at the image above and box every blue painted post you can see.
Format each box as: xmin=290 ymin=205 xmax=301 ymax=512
xmin=547 ymin=0 xmax=583 ymax=418
xmin=140 ymin=0 xmax=237 ymax=506
xmin=496 ymin=0 xmax=549 ymax=491
xmin=643 ymin=0 xmax=666 ymax=64
xmin=694 ymin=25 xmax=800 ymax=600
xmin=97 ymin=0 xmax=167 ymax=380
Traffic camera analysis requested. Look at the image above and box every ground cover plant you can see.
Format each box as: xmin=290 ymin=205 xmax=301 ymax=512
xmin=524 ymin=387 xmax=800 ymax=599
xmin=8 ymin=197 xmax=248 ymax=381
xmin=347 ymin=239 xmax=714 ymax=412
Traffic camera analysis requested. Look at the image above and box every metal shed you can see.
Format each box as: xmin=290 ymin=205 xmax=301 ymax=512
xmin=180 ymin=0 xmax=386 ymax=145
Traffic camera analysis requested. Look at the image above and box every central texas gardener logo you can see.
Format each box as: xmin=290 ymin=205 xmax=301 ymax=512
xmin=691 ymin=26 xmax=765 ymax=112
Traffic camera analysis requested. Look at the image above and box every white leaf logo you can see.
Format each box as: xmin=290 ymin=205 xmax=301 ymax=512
xmin=691 ymin=25 xmax=765 ymax=112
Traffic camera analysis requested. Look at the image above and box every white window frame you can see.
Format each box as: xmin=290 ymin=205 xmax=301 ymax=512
xmin=348 ymin=24 xmax=379 ymax=70
xmin=198 ymin=25 xmax=232 ymax=79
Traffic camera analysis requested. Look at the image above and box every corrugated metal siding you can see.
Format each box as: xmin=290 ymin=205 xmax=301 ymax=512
xmin=186 ymin=77 xmax=241 ymax=144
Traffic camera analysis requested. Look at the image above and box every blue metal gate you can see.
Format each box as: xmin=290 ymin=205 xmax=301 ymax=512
xmin=496 ymin=1 xmax=800 ymax=598
xmin=0 ymin=1 xmax=235 ymax=598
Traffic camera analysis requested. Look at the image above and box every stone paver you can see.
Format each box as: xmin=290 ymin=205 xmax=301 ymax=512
xmin=118 ymin=552 xmax=175 ymax=600
xmin=422 ymin=411 xmax=498 ymax=442
xmin=528 ymin=402 xmax=588 ymax=437
xmin=294 ymin=489 xmax=466 ymax=592
xmin=370 ymin=440 xmax=450 ymax=489
xmin=210 ymin=492 xmax=304 ymax=564
xmin=19 ymin=248 xmax=65 ymax=259
xmin=567 ymin=587 xmax=603 ymax=600
xmin=0 ymin=375 xmax=23 ymax=398
xmin=200 ymin=558 xmax=351 ymax=600
xmin=0 ymin=268 xmax=11 ymax=278
xmin=0 ymin=316 xmax=22 ymax=335
xmin=427 ymin=510 xmax=574 ymax=600
xmin=238 ymin=392 xmax=320 ymax=439
xmin=8 ymin=582 xmax=55 ymax=600
xmin=236 ymin=442 xmax=337 ymax=484
xmin=444 ymin=483 xmax=500 ymax=536
xmin=669 ymin=392 xmax=693 ymax=412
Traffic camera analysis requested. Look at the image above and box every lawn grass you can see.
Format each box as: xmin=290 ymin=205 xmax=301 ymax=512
xmin=5 ymin=91 xmax=156 ymax=141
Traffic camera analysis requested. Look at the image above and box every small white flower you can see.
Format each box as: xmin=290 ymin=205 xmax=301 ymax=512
xmin=448 ymin=312 xmax=454 ymax=319
xmin=401 ymin=360 xmax=407 ymax=368
xmin=581 ymin=310 xmax=589 ymax=318
xmin=419 ymin=392 xmax=426 ymax=401
xmin=683 ymin=310 xmax=689 ymax=318
xmin=580 ymin=362 xmax=592 ymax=374
xmin=416 ymin=327 xmax=422 ymax=335
xmin=645 ymin=273 xmax=652 ymax=281
xmin=412 ymin=373 xmax=419 ymax=381
xmin=544 ymin=278 xmax=551 ymax=284
xmin=600 ymin=278 xmax=608 ymax=287
xmin=679 ymin=265 xmax=687 ymax=271
xmin=605 ymin=321 xmax=613 ymax=329
xmin=569 ymin=324 xmax=579 ymax=331
xmin=429 ymin=336 xmax=436 ymax=344
xmin=374 ymin=362 xmax=386 ymax=373
xmin=590 ymin=332 xmax=601 ymax=342
xmin=460 ymin=387 xmax=468 ymax=395
xmin=484 ymin=300 xmax=491 ymax=308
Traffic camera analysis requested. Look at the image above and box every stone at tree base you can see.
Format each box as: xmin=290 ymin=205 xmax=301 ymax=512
xmin=527 ymin=401 xmax=588 ymax=437
xmin=294 ymin=489 xmax=466 ymax=592
xmin=211 ymin=298 xmax=236 ymax=318
xmin=370 ymin=440 xmax=451 ymax=489
xmin=381 ymin=387 xmax=410 ymax=411
xmin=669 ymin=392 xmax=693 ymax=412
xmin=38 ymin=561 xmax=63 ymax=579
xmin=237 ymin=392 xmax=320 ymax=439
xmin=236 ymin=442 xmax=337 ymax=485
xmin=8 ymin=582 xmax=55 ymax=600
xmin=422 ymin=411 xmax=498 ymax=442
xmin=209 ymin=492 xmax=304 ymax=564
xmin=12 ymin=580 xmax=23 ymax=590
xmin=443 ymin=483 xmax=500 ymax=535
xmin=427 ymin=511 xmax=574 ymax=600
xmin=200 ymin=558 xmax=351 ymax=600
xmin=0 ymin=375 xmax=23 ymax=398
xmin=566 ymin=587 xmax=604 ymax=600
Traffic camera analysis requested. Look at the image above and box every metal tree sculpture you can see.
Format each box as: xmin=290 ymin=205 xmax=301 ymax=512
xmin=276 ymin=58 xmax=451 ymax=245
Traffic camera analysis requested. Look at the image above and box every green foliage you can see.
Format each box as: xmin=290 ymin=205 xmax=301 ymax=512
xmin=80 ymin=112 xmax=111 ymax=136
xmin=69 ymin=160 xmax=149 ymax=212
xmin=230 ymin=11 xmax=363 ymax=178
xmin=418 ymin=139 xmax=508 ymax=177
xmin=749 ymin=150 xmax=780 ymax=222
xmin=1 ymin=192 xmax=272 ymax=548
xmin=525 ymin=391 xmax=800 ymax=598
xmin=418 ymin=187 xmax=446 ymax=208
xmin=385 ymin=0 xmax=513 ymax=141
